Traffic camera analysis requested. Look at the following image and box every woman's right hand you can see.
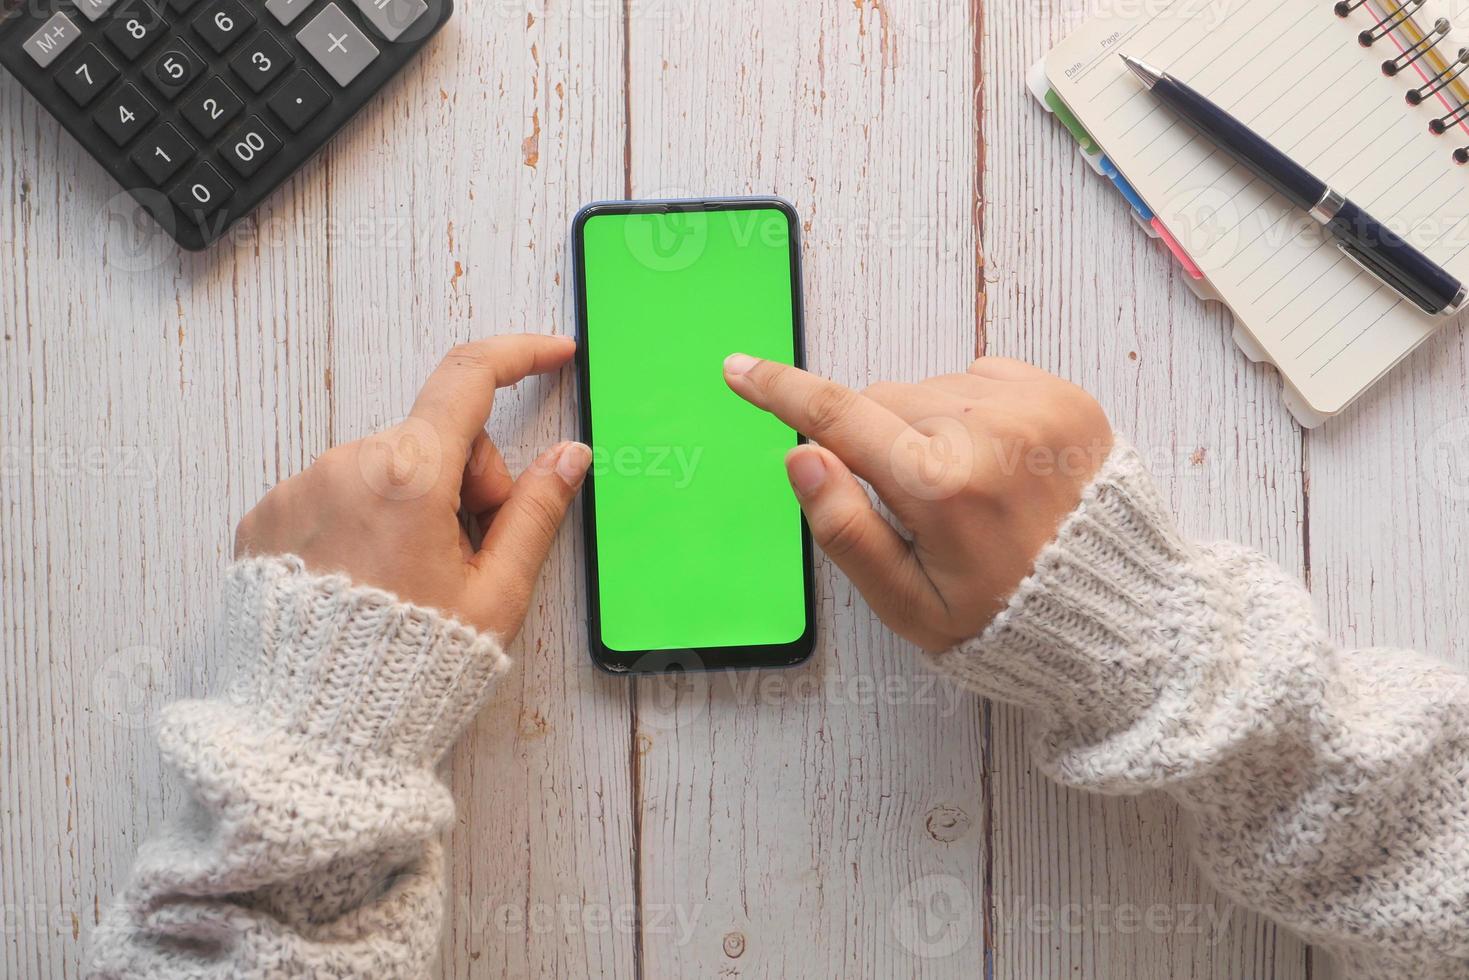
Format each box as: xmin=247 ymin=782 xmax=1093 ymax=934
xmin=723 ymin=355 xmax=1114 ymax=652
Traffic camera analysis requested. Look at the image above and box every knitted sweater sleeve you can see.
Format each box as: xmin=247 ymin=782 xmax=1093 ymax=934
xmin=87 ymin=556 xmax=509 ymax=980
xmin=926 ymin=441 xmax=1469 ymax=977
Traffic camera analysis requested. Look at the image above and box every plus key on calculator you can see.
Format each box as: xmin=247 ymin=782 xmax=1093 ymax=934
xmin=0 ymin=0 xmax=451 ymax=249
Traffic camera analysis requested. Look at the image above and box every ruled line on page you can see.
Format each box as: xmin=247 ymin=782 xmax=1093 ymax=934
xmin=1165 ymin=51 xmax=1365 ymax=215
xmin=1145 ymin=21 xmax=1338 ymax=176
xmin=1310 ymin=297 xmax=1400 ymax=376
xmin=1104 ymin=0 xmax=1281 ymax=115
xmin=1290 ymin=197 xmax=1465 ymax=366
xmin=1222 ymin=120 xmax=1419 ymax=273
xmin=1307 ymin=198 xmax=1469 ymax=373
xmin=1231 ymin=136 xmax=1431 ymax=288
xmin=1098 ymin=0 xmax=1276 ymax=101
xmin=1110 ymin=2 xmax=1299 ymax=133
xmin=1291 ymin=204 xmax=1448 ymax=349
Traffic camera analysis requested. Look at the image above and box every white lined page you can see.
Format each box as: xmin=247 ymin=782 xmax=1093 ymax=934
xmin=1047 ymin=0 xmax=1469 ymax=415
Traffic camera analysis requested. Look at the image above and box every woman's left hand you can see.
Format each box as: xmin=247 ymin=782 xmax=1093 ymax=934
xmin=233 ymin=333 xmax=590 ymax=641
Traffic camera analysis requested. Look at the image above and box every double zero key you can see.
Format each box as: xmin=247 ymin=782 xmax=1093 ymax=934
xmin=220 ymin=115 xmax=282 ymax=178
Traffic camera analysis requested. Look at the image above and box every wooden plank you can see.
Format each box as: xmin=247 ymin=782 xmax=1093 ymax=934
xmin=0 ymin=66 xmax=339 ymax=977
xmin=293 ymin=3 xmax=637 ymax=977
xmin=1302 ymin=321 xmax=1469 ymax=980
xmin=625 ymin=1 xmax=987 ymax=975
xmin=0 ymin=1 xmax=635 ymax=975
xmin=981 ymin=1 xmax=1313 ymax=976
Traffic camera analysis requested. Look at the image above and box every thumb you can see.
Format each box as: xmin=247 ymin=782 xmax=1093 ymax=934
xmin=473 ymin=441 xmax=591 ymax=605
xmin=786 ymin=445 xmax=949 ymax=648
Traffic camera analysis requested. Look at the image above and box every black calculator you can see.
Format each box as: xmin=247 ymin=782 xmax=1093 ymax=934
xmin=0 ymin=0 xmax=450 ymax=249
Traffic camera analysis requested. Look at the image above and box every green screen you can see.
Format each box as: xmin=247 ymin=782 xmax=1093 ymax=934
xmin=581 ymin=207 xmax=806 ymax=652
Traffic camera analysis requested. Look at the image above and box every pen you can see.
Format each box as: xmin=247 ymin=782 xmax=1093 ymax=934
xmin=1120 ymin=53 xmax=1467 ymax=317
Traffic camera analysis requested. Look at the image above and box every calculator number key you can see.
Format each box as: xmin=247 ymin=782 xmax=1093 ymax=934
xmin=229 ymin=32 xmax=292 ymax=93
xmin=266 ymin=68 xmax=330 ymax=132
xmin=180 ymin=76 xmax=244 ymax=138
xmin=192 ymin=0 xmax=255 ymax=53
xmin=103 ymin=1 xmax=167 ymax=61
xmin=169 ymin=161 xmax=233 ymax=220
xmin=146 ymin=41 xmax=204 ymax=97
xmin=24 ymin=12 xmax=81 ymax=67
xmin=297 ymin=4 xmax=379 ymax=87
xmin=220 ymin=116 xmax=283 ymax=177
xmin=93 ymin=83 xmax=158 ymax=145
xmin=57 ymin=44 xmax=120 ymax=106
xmin=130 ymin=123 xmax=195 ymax=184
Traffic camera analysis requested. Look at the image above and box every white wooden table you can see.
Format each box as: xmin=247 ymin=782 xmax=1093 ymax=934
xmin=5 ymin=1 xmax=1465 ymax=976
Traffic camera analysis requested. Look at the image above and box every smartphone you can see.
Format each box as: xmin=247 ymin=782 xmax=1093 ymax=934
xmin=571 ymin=197 xmax=815 ymax=673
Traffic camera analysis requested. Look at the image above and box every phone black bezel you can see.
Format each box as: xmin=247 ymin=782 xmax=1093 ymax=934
xmin=571 ymin=196 xmax=816 ymax=675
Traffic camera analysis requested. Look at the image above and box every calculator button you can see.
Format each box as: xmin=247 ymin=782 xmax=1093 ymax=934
xmin=265 ymin=67 xmax=329 ymax=131
xmin=348 ymin=0 xmax=425 ymax=42
xmin=296 ymin=4 xmax=378 ymax=87
xmin=102 ymin=1 xmax=167 ymax=62
xmin=192 ymin=0 xmax=254 ymax=53
xmin=145 ymin=41 xmax=204 ymax=97
xmin=229 ymin=32 xmax=292 ymax=93
xmin=56 ymin=44 xmax=119 ymax=106
xmin=265 ymin=0 xmax=311 ymax=27
xmin=74 ymin=0 xmax=120 ymax=23
xmin=23 ymin=12 xmax=81 ymax=67
xmin=179 ymin=75 xmax=243 ymax=137
xmin=220 ymin=115 xmax=282 ymax=177
xmin=169 ymin=160 xmax=232 ymax=219
xmin=131 ymin=122 xmax=194 ymax=184
xmin=164 ymin=0 xmax=203 ymax=13
xmin=92 ymin=83 xmax=157 ymax=145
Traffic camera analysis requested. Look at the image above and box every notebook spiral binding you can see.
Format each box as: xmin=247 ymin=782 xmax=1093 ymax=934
xmin=1338 ymin=0 xmax=1469 ymax=160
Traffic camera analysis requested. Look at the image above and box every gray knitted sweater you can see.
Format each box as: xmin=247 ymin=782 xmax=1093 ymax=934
xmin=88 ymin=443 xmax=1469 ymax=978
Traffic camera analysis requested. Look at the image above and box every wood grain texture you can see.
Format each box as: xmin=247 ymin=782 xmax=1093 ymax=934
xmin=982 ymin=1 xmax=1313 ymax=977
xmin=314 ymin=6 xmax=639 ymax=978
xmin=0 ymin=2 xmax=635 ymax=977
xmin=1301 ymin=259 xmax=1469 ymax=980
xmin=625 ymin=2 xmax=986 ymax=976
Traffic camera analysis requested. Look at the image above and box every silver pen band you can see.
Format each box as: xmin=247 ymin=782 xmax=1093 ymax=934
xmin=1448 ymin=284 xmax=1469 ymax=316
xmin=1309 ymin=187 xmax=1346 ymax=225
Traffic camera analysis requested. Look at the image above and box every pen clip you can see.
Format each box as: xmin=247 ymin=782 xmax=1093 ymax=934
xmin=1333 ymin=241 xmax=1443 ymax=316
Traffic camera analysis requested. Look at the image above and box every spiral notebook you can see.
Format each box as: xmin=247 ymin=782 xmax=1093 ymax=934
xmin=1040 ymin=0 xmax=1469 ymax=422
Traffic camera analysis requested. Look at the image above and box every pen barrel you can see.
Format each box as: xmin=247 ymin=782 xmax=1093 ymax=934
xmin=1159 ymin=76 xmax=1325 ymax=211
xmin=1328 ymin=199 xmax=1464 ymax=315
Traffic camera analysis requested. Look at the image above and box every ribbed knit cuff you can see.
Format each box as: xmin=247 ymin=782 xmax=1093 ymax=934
xmin=218 ymin=556 xmax=510 ymax=767
xmin=925 ymin=441 xmax=1218 ymax=735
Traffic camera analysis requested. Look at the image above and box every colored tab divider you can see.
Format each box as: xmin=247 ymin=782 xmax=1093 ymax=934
xmin=1151 ymin=218 xmax=1204 ymax=280
xmin=1047 ymin=88 xmax=1153 ymax=222
xmin=1097 ymin=156 xmax=1153 ymax=221
xmin=1042 ymin=82 xmax=1200 ymax=280
xmin=1044 ymin=90 xmax=1099 ymax=154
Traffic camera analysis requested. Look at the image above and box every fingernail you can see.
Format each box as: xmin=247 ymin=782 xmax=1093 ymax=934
xmin=533 ymin=442 xmax=565 ymax=474
xmin=724 ymin=353 xmax=758 ymax=376
xmin=786 ymin=448 xmax=828 ymax=497
xmin=556 ymin=442 xmax=592 ymax=487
